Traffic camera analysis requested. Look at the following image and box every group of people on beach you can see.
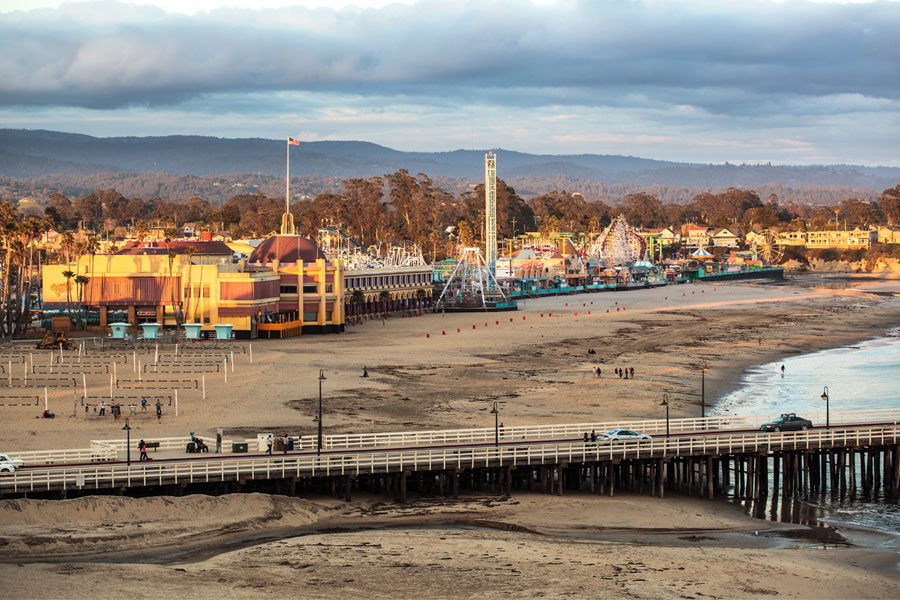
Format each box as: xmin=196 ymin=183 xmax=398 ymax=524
xmin=615 ymin=367 xmax=635 ymax=379
xmin=85 ymin=399 xmax=164 ymax=422
xmin=589 ymin=365 xmax=635 ymax=379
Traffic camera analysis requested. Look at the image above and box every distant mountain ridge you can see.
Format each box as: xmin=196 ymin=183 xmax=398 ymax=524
xmin=0 ymin=129 xmax=897 ymax=191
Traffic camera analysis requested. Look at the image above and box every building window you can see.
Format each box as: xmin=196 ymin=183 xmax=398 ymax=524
xmin=302 ymin=312 xmax=318 ymax=321
xmin=325 ymin=284 xmax=333 ymax=293
xmin=203 ymin=286 xmax=210 ymax=298
xmin=280 ymin=285 xmax=297 ymax=294
xmin=184 ymin=287 xmax=191 ymax=297
xmin=303 ymin=284 xmax=318 ymax=294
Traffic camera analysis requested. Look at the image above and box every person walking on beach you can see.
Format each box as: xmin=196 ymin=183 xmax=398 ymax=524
xmin=614 ymin=368 xmax=619 ymax=377
xmin=629 ymin=367 xmax=634 ymax=378
xmin=155 ymin=400 xmax=162 ymax=423
xmin=596 ymin=367 xmax=601 ymax=378
xmin=781 ymin=364 xmax=785 ymax=375
xmin=139 ymin=439 xmax=148 ymax=461
xmin=591 ymin=366 xmax=597 ymax=378
xmin=99 ymin=401 xmax=106 ymax=416
xmin=141 ymin=398 xmax=147 ymax=413
xmin=623 ymin=368 xmax=628 ymax=380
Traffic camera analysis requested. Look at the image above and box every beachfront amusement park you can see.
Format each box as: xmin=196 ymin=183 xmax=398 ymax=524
xmin=38 ymin=152 xmax=783 ymax=338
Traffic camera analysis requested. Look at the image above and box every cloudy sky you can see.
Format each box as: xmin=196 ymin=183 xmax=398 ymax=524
xmin=1 ymin=0 xmax=899 ymax=165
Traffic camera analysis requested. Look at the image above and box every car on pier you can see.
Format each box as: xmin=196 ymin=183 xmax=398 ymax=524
xmin=601 ymin=429 xmax=652 ymax=442
xmin=0 ymin=453 xmax=24 ymax=473
xmin=759 ymin=413 xmax=813 ymax=432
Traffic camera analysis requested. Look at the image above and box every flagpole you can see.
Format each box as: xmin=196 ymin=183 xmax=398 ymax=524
xmin=285 ymin=136 xmax=290 ymax=218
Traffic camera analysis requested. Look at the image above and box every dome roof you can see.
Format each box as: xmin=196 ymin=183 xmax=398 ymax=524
xmin=247 ymin=235 xmax=324 ymax=264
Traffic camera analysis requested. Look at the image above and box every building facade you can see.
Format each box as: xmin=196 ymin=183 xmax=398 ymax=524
xmin=42 ymin=237 xmax=345 ymax=339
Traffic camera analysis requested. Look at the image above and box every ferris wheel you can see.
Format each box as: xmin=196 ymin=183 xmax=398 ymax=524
xmin=755 ymin=230 xmax=784 ymax=265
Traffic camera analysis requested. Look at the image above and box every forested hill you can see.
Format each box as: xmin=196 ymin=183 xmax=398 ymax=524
xmin=1 ymin=129 xmax=898 ymax=191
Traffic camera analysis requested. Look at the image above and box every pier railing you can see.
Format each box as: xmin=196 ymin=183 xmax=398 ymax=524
xmin=301 ymin=407 xmax=900 ymax=451
xmin=10 ymin=408 xmax=900 ymax=465
xmin=2 ymin=423 xmax=898 ymax=495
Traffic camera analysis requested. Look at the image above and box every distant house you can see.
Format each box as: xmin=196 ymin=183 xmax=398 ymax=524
xmin=878 ymin=226 xmax=900 ymax=244
xmin=640 ymin=227 xmax=680 ymax=246
xmin=806 ymin=228 xmax=877 ymax=249
xmin=711 ymin=228 xmax=741 ymax=248
xmin=744 ymin=230 xmax=766 ymax=246
xmin=776 ymin=231 xmax=807 ymax=246
xmin=682 ymin=225 xmax=712 ymax=248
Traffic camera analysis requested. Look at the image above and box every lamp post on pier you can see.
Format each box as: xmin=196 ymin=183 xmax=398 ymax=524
xmin=821 ymin=386 xmax=830 ymax=429
xmin=700 ymin=360 xmax=708 ymax=419
xmin=490 ymin=401 xmax=499 ymax=447
xmin=316 ymin=369 xmax=326 ymax=455
xmin=661 ymin=393 xmax=670 ymax=438
xmin=122 ymin=418 xmax=132 ymax=466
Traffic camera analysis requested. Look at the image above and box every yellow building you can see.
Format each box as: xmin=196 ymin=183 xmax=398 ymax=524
xmin=41 ymin=237 xmax=344 ymax=339
xmin=805 ymin=228 xmax=876 ymax=249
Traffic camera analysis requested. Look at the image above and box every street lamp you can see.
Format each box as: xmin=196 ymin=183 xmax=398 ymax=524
xmin=700 ymin=360 xmax=709 ymax=419
xmin=660 ymin=393 xmax=670 ymax=437
xmin=122 ymin=418 xmax=132 ymax=466
xmin=490 ymin=401 xmax=499 ymax=447
xmin=317 ymin=369 xmax=326 ymax=455
xmin=821 ymin=386 xmax=829 ymax=429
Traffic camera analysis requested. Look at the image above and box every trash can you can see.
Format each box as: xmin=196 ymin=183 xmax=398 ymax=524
xmin=286 ymin=437 xmax=294 ymax=451
xmin=232 ymin=442 xmax=248 ymax=453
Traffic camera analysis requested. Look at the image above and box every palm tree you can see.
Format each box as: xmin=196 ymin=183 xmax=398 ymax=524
xmin=85 ymin=234 xmax=100 ymax=311
xmin=164 ymin=227 xmax=181 ymax=327
xmin=134 ymin=220 xmax=148 ymax=243
xmin=0 ymin=206 xmax=23 ymax=337
xmin=183 ymin=245 xmax=195 ymax=322
xmin=350 ymin=288 xmax=365 ymax=319
xmin=61 ymin=269 xmax=75 ymax=324
xmin=415 ymin=287 xmax=428 ymax=312
xmin=74 ymin=275 xmax=89 ymax=329
xmin=378 ymin=290 xmax=391 ymax=316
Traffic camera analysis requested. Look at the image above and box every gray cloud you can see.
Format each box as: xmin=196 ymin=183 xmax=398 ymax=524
xmin=1 ymin=0 xmax=899 ymax=116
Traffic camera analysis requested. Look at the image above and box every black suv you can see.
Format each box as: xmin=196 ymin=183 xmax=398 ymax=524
xmin=760 ymin=413 xmax=813 ymax=432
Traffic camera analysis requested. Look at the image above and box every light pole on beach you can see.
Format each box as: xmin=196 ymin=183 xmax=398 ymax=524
xmin=661 ymin=393 xmax=670 ymax=437
xmin=316 ymin=369 xmax=326 ymax=455
xmin=821 ymin=386 xmax=830 ymax=429
xmin=490 ymin=401 xmax=499 ymax=447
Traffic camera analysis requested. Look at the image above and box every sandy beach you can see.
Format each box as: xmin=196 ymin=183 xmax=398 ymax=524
xmin=2 ymin=273 xmax=900 ymax=598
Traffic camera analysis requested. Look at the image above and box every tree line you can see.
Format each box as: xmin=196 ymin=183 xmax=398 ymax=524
xmin=32 ymin=172 xmax=900 ymax=257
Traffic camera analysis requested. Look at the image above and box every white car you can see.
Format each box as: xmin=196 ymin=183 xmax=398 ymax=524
xmin=0 ymin=453 xmax=24 ymax=473
xmin=601 ymin=429 xmax=651 ymax=442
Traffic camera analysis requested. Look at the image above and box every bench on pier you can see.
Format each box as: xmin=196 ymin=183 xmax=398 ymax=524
xmin=144 ymin=442 xmax=160 ymax=452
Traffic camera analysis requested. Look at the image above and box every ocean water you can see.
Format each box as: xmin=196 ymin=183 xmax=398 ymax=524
xmin=711 ymin=330 xmax=900 ymax=538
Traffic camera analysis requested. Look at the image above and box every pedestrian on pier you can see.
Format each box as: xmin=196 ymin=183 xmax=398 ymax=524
xmin=266 ymin=435 xmax=273 ymax=455
xmin=583 ymin=432 xmax=589 ymax=443
xmin=216 ymin=431 xmax=222 ymax=454
xmin=590 ymin=429 xmax=597 ymax=443
xmin=139 ymin=440 xmax=148 ymax=461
